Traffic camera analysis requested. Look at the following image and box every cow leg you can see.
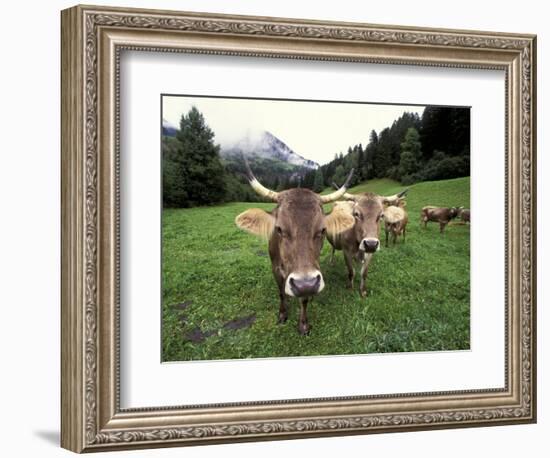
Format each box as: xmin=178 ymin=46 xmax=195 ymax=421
xmin=385 ymin=227 xmax=389 ymax=247
xmin=329 ymin=245 xmax=336 ymax=265
xmin=298 ymin=297 xmax=311 ymax=335
xmin=440 ymin=221 xmax=446 ymax=233
xmin=344 ymin=250 xmax=355 ymax=289
xmin=422 ymin=215 xmax=428 ymax=229
xmin=392 ymin=227 xmax=397 ymax=245
xmin=278 ymin=290 xmax=288 ymax=324
xmin=359 ymin=254 xmax=373 ymax=297
xmin=403 ymin=225 xmax=406 ymax=243
xmin=273 ymin=270 xmax=288 ymax=324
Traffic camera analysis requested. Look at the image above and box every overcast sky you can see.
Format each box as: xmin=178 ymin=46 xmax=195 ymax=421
xmin=162 ymin=95 xmax=425 ymax=166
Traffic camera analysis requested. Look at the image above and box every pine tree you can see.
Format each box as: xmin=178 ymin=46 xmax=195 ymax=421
xmin=170 ymin=106 xmax=226 ymax=207
xmin=162 ymin=136 xmax=187 ymax=207
xmin=374 ymin=128 xmax=392 ymax=178
xmin=357 ymin=144 xmax=365 ymax=181
xmin=364 ymin=130 xmax=378 ymax=179
xmin=387 ymin=112 xmax=421 ymax=167
xmin=313 ymin=168 xmax=325 ymax=193
xmin=398 ymin=151 xmax=418 ymax=177
xmin=401 ymin=127 xmax=422 ymax=161
xmin=332 ymin=164 xmax=347 ymax=187
xmin=419 ymin=106 xmax=469 ymax=159
xmin=280 ymin=175 xmax=290 ymax=190
xmin=398 ymin=127 xmax=422 ymax=178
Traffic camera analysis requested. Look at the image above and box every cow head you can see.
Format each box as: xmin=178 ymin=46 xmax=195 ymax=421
xmin=340 ymin=189 xmax=408 ymax=255
xmin=449 ymin=207 xmax=461 ymax=219
xmin=235 ymin=162 xmax=355 ymax=298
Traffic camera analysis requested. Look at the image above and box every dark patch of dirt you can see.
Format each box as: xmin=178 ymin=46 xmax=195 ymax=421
xmin=255 ymin=250 xmax=268 ymax=257
xmin=171 ymin=301 xmax=193 ymax=325
xmin=223 ymin=314 xmax=256 ymax=331
xmin=172 ymin=300 xmax=193 ymax=310
xmin=183 ymin=313 xmax=256 ymax=344
xmin=184 ymin=327 xmax=216 ymax=343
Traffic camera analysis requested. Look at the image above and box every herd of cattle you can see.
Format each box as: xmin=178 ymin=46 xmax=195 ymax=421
xmin=235 ymin=162 xmax=469 ymax=336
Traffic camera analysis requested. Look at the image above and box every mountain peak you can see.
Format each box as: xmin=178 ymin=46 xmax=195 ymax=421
xmin=162 ymin=118 xmax=178 ymax=137
xmin=223 ymin=130 xmax=319 ymax=170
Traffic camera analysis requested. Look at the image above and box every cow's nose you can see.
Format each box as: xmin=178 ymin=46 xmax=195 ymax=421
xmin=287 ymin=272 xmax=324 ymax=297
xmin=362 ymin=238 xmax=379 ymax=253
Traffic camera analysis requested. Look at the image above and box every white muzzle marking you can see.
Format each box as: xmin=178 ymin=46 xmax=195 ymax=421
xmin=361 ymin=237 xmax=380 ymax=253
xmin=285 ymin=270 xmax=325 ymax=297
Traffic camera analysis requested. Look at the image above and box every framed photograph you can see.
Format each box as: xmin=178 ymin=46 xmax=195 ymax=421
xmin=61 ymin=4 xmax=537 ymax=453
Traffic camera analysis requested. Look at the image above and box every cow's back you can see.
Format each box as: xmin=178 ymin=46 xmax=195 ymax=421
xmin=385 ymin=206 xmax=406 ymax=224
xmin=326 ymin=201 xmax=355 ymax=250
xmin=422 ymin=206 xmax=450 ymax=222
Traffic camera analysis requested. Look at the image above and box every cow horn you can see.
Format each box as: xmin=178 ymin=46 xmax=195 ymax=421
xmin=382 ymin=188 xmax=409 ymax=203
xmin=320 ymin=169 xmax=354 ymax=204
xmin=331 ymin=181 xmax=357 ymax=201
xmin=397 ymin=188 xmax=409 ymax=198
xmin=243 ymin=155 xmax=279 ymax=202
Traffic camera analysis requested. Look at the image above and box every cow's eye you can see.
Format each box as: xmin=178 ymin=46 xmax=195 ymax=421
xmin=276 ymin=226 xmax=283 ymax=236
xmin=353 ymin=211 xmax=361 ymax=219
xmin=315 ymin=228 xmax=326 ymax=239
xmin=379 ymin=213 xmax=385 ymax=220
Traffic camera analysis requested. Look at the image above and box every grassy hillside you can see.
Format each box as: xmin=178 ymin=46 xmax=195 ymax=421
xmin=162 ymin=177 xmax=470 ymax=361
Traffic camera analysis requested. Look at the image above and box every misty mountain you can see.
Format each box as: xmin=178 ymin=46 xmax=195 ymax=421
xmin=220 ymin=131 xmax=319 ymax=189
xmin=162 ymin=122 xmax=319 ymax=191
xmin=162 ymin=118 xmax=178 ymax=137
xmin=221 ymin=131 xmax=319 ymax=170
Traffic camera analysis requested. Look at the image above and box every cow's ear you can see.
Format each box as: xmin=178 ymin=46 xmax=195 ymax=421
xmin=235 ymin=208 xmax=275 ymax=240
xmin=325 ymin=209 xmax=355 ymax=237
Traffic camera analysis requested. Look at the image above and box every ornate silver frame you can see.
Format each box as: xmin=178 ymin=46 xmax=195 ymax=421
xmin=61 ymin=4 xmax=537 ymax=453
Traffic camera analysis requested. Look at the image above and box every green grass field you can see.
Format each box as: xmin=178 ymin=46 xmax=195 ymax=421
xmin=162 ymin=177 xmax=470 ymax=361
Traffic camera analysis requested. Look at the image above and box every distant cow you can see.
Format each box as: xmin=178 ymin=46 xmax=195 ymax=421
xmin=327 ymin=188 xmax=408 ymax=297
xmin=420 ymin=206 xmax=460 ymax=233
xmin=235 ymin=161 xmax=355 ymax=335
xmin=457 ymin=207 xmax=470 ymax=223
xmin=384 ymin=200 xmax=408 ymax=246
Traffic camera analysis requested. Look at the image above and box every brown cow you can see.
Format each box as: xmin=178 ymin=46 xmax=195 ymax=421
xmin=457 ymin=207 xmax=470 ymax=223
xmin=235 ymin=162 xmax=355 ymax=335
xmin=420 ymin=206 xmax=460 ymax=233
xmin=327 ymin=189 xmax=408 ymax=297
xmin=384 ymin=200 xmax=408 ymax=246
